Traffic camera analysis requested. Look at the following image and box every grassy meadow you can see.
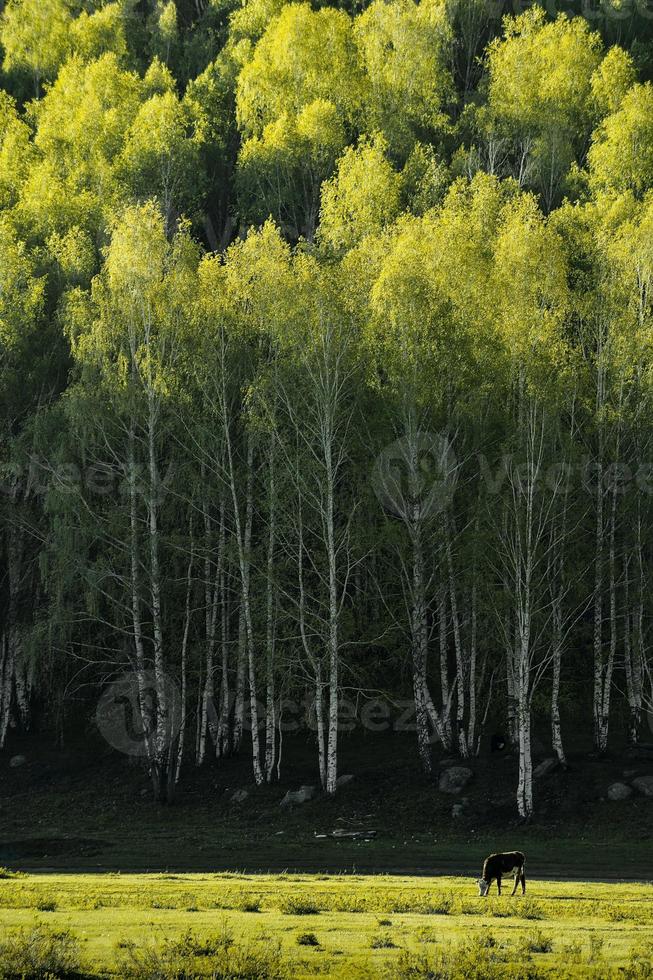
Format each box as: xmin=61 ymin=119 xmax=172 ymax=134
xmin=0 ymin=871 xmax=651 ymax=978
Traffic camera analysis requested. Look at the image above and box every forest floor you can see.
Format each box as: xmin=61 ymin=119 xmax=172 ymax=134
xmin=0 ymin=872 xmax=651 ymax=977
xmin=1 ymin=729 xmax=653 ymax=879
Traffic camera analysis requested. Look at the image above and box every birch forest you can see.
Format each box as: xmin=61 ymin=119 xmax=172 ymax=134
xmin=2 ymin=0 xmax=653 ymax=822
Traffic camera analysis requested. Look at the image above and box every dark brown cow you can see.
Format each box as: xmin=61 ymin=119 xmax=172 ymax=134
xmin=477 ymin=851 xmax=525 ymax=896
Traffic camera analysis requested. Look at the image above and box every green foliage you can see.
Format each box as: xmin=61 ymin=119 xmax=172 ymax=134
xmin=0 ymin=0 xmax=73 ymax=92
xmin=119 ymin=932 xmax=288 ymax=979
xmin=279 ymin=894 xmax=320 ymax=915
xmin=354 ymin=0 xmax=453 ymax=156
xmin=0 ymin=924 xmax=80 ymax=978
xmin=588 ymin=82 xmax=653 ymax=197
xmin=236 ymin=3 xmax=362 ymax=138
xmin=319 ymin=134 xmax=401 ymax=251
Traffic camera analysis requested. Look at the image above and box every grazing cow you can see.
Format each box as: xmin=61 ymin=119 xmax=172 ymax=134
xmin=477 ymin=851 xmax=525 ymax=896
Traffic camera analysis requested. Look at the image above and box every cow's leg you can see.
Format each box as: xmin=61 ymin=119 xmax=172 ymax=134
xmin=496 ymin=876 xmax=501 ymax=896
xmin=521 ymin=871 xmax=526 ymax=894
xmin=511 ymin=873 xmax=519 ymax=896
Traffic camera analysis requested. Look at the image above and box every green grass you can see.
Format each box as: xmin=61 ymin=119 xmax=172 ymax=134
xmin=0 ymin=873 xmax=651 ymax=977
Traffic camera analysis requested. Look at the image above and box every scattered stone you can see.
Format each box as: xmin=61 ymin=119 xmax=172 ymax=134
xmin=230 ymin=788 xmax=249 ymax=804
xmin=438 ymin=766 xmax=473 ymax=794
xmin=336 ymin=774 xmax=354 ymax=788
xmin=9 ymin=755 xmax=26 ymax=768
xmin=607 ymin=782 xmax=633 ymax=801
xmin=330 ymin=828 xmax=377 ymax=839
xmin=533 ymin=758 xmax=558 ymax=780
xmin=280 ymin=784 xmax=316 ymax=807
xmin=632 ymin=774 xmax=653 ymax=797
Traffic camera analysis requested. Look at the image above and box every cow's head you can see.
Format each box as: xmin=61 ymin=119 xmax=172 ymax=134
xmin=477 ymin=878 xmax=489 ymax=897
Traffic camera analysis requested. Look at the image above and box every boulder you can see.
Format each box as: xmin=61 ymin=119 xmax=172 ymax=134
xmin=438 ymin=766 xmax=472 ymax=794
xmin=336 ymin=774 xmax=354 ymax=788
xmin=451 ymin=798 xmax=469 ymax=819
xmin=9 ymin=755 xmax=26 ymax=768
xmin=632 ymin=774 xmax=653 ymax=798
xmin=230 ymin=788 xmax=249 ymax=804
xmin=607 ymin=782 xmax=632 ymax=801
xmin=280 ymin=784 xmax=316 ymax=807
xmin=533 ymin=757 xmax=558 ymax=780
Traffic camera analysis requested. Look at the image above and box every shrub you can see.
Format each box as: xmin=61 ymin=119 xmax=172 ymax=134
xmin=517 ymin=898 xmax=544 ymax=920
xmin=371 ymin=933 xmax=397 ymax=949
xmin=517 ymin=931 xmax=553 ymax=955
xmin=0 ymin=867 xmax=24 ymax=879
xmin=279 ymin=895 xmax=320 ymax=915
xmin=623 ymin=942 xmax=653 ymax=979
xmin=388 ymin=893 xmax=452 ymax=915
xmin=427 ymin=896 xmax=452 ymax=916
xmin=385 ymin=933 xmax=549 ymax=980
xmin=296 ymin=933 xmax=320 ymax=947
xmin=118 ymin=934 xmax=288 ymax=979
xmin=35 ymin=899 xmax=57 ymax=912
xmin=0 ymin=924 xmax=80 ymax=978
xmin=333 ymin=892 xmax=368 ymax=913
xmin=605 ymin=904 xmax=630 ymax=922
xmin=234 ymin=892 xmax=261 ymax=913
xmin=588 ymin=935 xmax=605 ymax=963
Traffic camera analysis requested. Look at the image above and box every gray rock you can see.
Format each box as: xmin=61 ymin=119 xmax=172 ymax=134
xmin=336 ymin=774 xmax=354 ymax=788
xmin=451 ymin=803 xmax=465 ymax=818
xmin=230 ymin=788 xmax=249 ymax=804
xmin=438 ymin=766 xmax=473 ymax=794
xmin=632 ymin=774 xmax=653 ymax=797
xmin=533 ymin=758 xmax=557 ymax=780
xmin=607 ymin=782 xmax=633 ymax=801
xmin=280 ymin=784 xmax=316 ymax=807
xmin=9 ymin=755 xmax=26 ymax=768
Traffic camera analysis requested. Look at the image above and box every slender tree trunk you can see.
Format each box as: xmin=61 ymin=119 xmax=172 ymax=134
xmin=438 ymin=584 xmax=452 ymax=751
xmin=411 ymin=524 xmax=433 ymax=775
xmin=147 ymin=398 xmax=170 ymax=802
xmin=176 ymin=534 xmax=194 ymax=783
xmin=551 ymin=597 xmax=566 ymax=767
xmin=466 ymin=579 xmax=478 ymax=754
xmin=198 ymin=496 xmax=223 ymax=765
xmin=217 ymin=531 xmax=231 ymax=757
xmin=325 ymin=434 xmax=339 ymax=796
xmin=233 ymin=607 xmax=246 ymax=754
xmin=128 ymin=425 xmax=156 ymax=777
xmin=264 ymin=437 xmax=277 ymax=782
xmin=445 ymin=516 xmax=468 ymax=758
